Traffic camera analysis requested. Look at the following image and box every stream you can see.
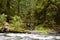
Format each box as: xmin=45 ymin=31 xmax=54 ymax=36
xmin=0 ymin=33 xmax=60 ymax=40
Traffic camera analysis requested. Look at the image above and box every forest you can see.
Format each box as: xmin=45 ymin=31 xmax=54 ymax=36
xmin=0 ymin=0 xmax=60 ymax=34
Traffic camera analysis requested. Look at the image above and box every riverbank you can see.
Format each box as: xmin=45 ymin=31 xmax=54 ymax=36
xmin=0 ymin=25 xmax=58 ymax=34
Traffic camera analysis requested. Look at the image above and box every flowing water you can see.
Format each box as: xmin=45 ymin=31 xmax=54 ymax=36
xmin=0 ymin=33 xmax=60 ymax=40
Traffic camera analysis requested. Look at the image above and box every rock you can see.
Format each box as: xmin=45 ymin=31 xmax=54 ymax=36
xmin=1 ymin=22 xmax=9 ymax=32
xmin=27 ymin=30 xmax=40 ymax=34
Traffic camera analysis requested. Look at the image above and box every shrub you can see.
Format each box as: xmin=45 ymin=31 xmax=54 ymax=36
xmin=0 ymin=14 xmax=7 ymax=23
xmin=35 ymin=25 xmax=51 ymax=34
xmin=0 ymin=14 xmax=7 ymax=27
xmin=10 ymin=15 xmax=26 ymax=31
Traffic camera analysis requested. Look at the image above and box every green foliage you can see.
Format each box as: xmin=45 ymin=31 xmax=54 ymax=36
xmin=11 ymin=15 xmax=22 ymax=23
xmin=10 ymin=15 xmax=26 ymax=30
xmin=0 ymin=14 xmax=7 ymax=23
xmin=35 ymin=25 xmax=50 ymax=34
xmin=0 ymin=0 xmax=60 ymax=33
